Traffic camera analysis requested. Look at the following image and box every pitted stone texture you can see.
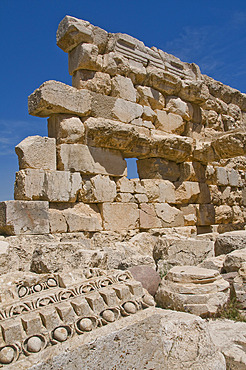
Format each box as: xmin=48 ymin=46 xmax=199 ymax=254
xmin=15 ymin=136 xmax=56 ymax=171
xmin=153 ymin=237 xmax=214 ymax=275
xmin=208 ymin=319 xmax=246 ymax=370
xmin=72 ymin=70 xmax=111 ymax=95
xmin=223 ymin=248 xmax=246 ymax=272
xmin=156 ymin=266 xmax=230 ymax=317
xmin=78 ymin=175 xmax=117 ymax=203
xmin=0 ymin=201 xmax=49 ymax=236
xmin=48 ymin=114 xmax=85 ymax=144
xmin=28 ymin=81 xmax=92 ymax=117
xmin=14 ymin=169 xmax=82 ymax=202
xmin=100 ymin=203 xmax=139 ymax=231
xmin=57 ymin=144 xmax=127 ymax=177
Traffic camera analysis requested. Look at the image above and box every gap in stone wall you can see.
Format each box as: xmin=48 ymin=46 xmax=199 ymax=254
xmin=126 ymin=158 xmax=139 ymax=179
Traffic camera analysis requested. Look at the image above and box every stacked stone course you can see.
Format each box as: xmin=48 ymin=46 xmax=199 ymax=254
xmin=1 ymin=15 xmax=246 ymax=236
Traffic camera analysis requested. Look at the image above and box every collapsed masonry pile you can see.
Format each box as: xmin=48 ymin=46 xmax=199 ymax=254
xmin=1 ymin=15 xmax=246 ymax=235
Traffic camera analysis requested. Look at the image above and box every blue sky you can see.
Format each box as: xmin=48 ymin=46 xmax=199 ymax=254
xmin=1 ymin=0 xmax=246 ymax=201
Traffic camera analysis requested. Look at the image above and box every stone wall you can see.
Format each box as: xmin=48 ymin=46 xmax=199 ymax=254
xmin=1 ymin=15 xmax=246 ymax=235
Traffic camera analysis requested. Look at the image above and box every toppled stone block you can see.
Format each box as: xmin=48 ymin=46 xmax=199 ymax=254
xmin=57 ymin=144 xmax=127 ymax=176
xmin=78 ymin=175 xmax=117 ymax=203
xmin=14 ymin=169 xmax=82 ymax=202
xmin=198 ymin=255 xmax=226 ymax=272
xmin=100 ymin=203 xmax=139 ymax=231
xmin=28 ymin=80 xmax=92 ymax=117
xmin=223 ymin=248 xmax=246 ymax=272
xmin=215 ymin=230 xmax=246 ymax=255
xmin=0 ymin=201 xmax=49 ymax=235
xmin=15 ymin=136 xmax=56 ymax=171
xmin=156 ymin=266 xmax=230 ymax=317
xmin=48 ymin=114 xmax=85 ymax=144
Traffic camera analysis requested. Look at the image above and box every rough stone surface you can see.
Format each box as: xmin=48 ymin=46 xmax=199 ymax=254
xmin=100 ymin=203 xmax=139 ymax=231
xmin=15 ymin=136 xmax=56 ymax=171
xmin=215 ymin=231 xmax=246 ymax=256
xmin=48 ymin=114 xmax=85 ymax=144
xmin=233 ymin=262 xmax=246 ymax=308
xmin=156 ymin=266 xmax=230 ymax=317
xmin=57 ymin=144 xmax=127 ymax=176
xmin=78 ymin=175 xmax=117 ymax=203
xmin=223 ymin=248 xmax=246 ymax=272
xmin=129 ymin=265 xmax=161 ymax=296
xmin=199 ymin=255 xmax=226 ymax=272
xmin=0 ymin=201 xmax=49 ymax=236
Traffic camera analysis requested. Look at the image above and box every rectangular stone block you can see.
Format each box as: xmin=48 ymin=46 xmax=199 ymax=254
xmin=78 ymin=175 xmax=117 ymax=203
xmin=179 ymin=204 xmax=198 ymax=226
xmin=137 ymin=158 xmax=180 ymax=181
xmin=39 ymin=308 xmax=62 ymax=330
xmin=28 ymin=81 xmax=92 ymax=117
xmin=68 ymin=43 xmax=100 ymax=74
xmin=197 ymin=204 xmax=215 ymax=226
xmin=14 ymin=169 xmax=82 ymax=202
xmin=139 ymin=203 xmax=161 ymax=229
xmin=57 ymin=144 xmax=127 ymax=177
xmin=100 ymin=203 xmax=139 ymax=231
xmin=155 ymin=110 xmax=184 ymax=134
xmin=174 ymin=181 xmax=200 ymax=204
xmin=1 ymin=318 xmax=24 ymax=344
xmin=0 ymin=201 xmax=49 ymax=235
xmin=15 ymin=136 xmax=56 ymax=171
xmin=48 ymin=114 xmax=85 ymax=144
xmin=111 ymin=75 xmax=137 ymax=102
xmin=154 ymin=203 xmax=184 ymax=227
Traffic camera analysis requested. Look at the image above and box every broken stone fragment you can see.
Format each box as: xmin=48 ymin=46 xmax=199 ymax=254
xmin=155 ymin=110 xmax=185 ymax=135
xmin=111 ymin=75 xmax=136 ymax=102
xmin=72 ymin=70 xmax=111 ymax=95
xmin=48 ymin=114 xmax=85 ymax=144
xmin=0 ymin=200 xmax=49 ymax=235
xmin=57 ymin=144 xmax=127 ymax=177
xmin=15 ymin=136 xmax=56 ymax=171
xmin=166 ymin=96 xmax=193 ymax=121
xmin=99 ymin=203 xmax=139 ymax=231
xmin=78 ymin=175 xmax=117 ymax=203
xmin=68 ymin=43 xmax=101 ymax=74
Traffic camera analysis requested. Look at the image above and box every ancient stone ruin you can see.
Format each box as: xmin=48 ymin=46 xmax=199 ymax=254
xmin=0 ymin=15 xmax=246 ymax=369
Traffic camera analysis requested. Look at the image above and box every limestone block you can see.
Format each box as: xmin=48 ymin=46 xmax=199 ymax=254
xmin=228 ymin=103 xmax=241 ymax=120
xmin=197 ymin=183 xmax=211 ymax=204
xmin=166 ymin=96 xmax=193 ymax=121
xmin=0 ymin=200 xmax=49 ymax=235
xmin=179 ymin=162 xmax=206 ymax=182
xmin=151 ymin=132 xmax=193 ymax=162
xmin=197 ymin=204 xmax=215 ymax=225
xmin=233 ymin=262 xmax=246 ymax=308
xmin=215 ymin=167 xmax=228 ymax=186
xmin=48 ymin=114 xmax=84 ymax=144
xmin=14 ymin=169 xmax=82 ymax=202
xmin=174 ymin=181 xmax=200 ymax=204
xmin=146 ymin=66 xmax=182 ymax=95
xmin=68 ymin=43 xmax=100 ymax=74
xmin=136 ymin=85 xmax=165 ymax=110
xmin=155 ymin=204 xmax=184 ymax=227
xmin=112 ymin=98 xmax=143 ymax=123
xmin=139 ymin=203 xmax=161 ymax=229
xmin=28 ymin=81 xmax=92 ymax=118
xmin=131 ymin=179 xmax=146 ymax=194
xmin=156 ymin=266 xmax=229 ymax=317
xmin=142 ymin=107 xmax=156 ymax=125
xmin=193 ymin=141 xmax=219 ymax=164
xmin=134 ymin=193 xmax=148 ymax=203
xmin=198 ymin=255 xmax=226 ymax=272
xmin=111 ymin=75 xmax=136 ymax=102
xmin=78 ymin=175 xmax=117 ymax=203
xmin=57 ymin=144 xmax=127 ymax=177
xmin=116 ymin=177 xmax=135 ymax=193
xmin=141 ymin=179 xmax=176 ymax=203
xmin=223 ymin=248 xmax=246 ymax=272
xmin=179 ymin=80 xmax=210 ymax=103
xmin=100 ymin=203 xmax=139 ymax=231
xmin=215 ymin=205 xmax=233 ymax=224
xmin=115 ymin=193 xmax=135 ymax=202
xmin=15 ymin=136 xmax=56 ymax=171
xmin=212 ymin=132 xmax=246 ymax=159
xmin=60 ymin=203 xmax=102 ymax=232
xmin=128 ymin=59 xmax=147 ymax=84
xmin=72 ymin=70 xmax=111 ymax=95
xmin=208 ymin=317 xmax=246 ymax=369
xmin=228 ymin=169 xmax=239 ymax=186
xmin=49 ymin=208 xmax=67 ymax=233
xmin=155 ymin=110 xmax=185 ymax=135
xmin=137 ymin=158 xmax=180 ymax=181
xmin=56 ymin=16 xmax=93 ymax=52
xmin=179 ymin=204 xmax=198 ymax=226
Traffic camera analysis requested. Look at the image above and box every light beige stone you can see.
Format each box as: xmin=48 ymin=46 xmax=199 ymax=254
xmin=136 ymin=85 xmax=165 ymax=109
xmin=28 ymin=80 xmax=92 ymax=117
xmin=223 ymin=248 xmax=246 ymax=272
xmin=72 ymin=70 xmax=111 ymax=94
xmin=0 ymin=201 xmax=49 ymax=235
xmin=115 ymin=193 xmax=135 ymax=202
xmin=15 ymin=136 xmax=56 ymax=171
xmin=142 ymin=105 xmax=156 ymax=123
xmin=215 ymin=205 xmax=233 ymax=224
xmin=174 ymin=181 xmax=200 ymax=204
xmin=139 ymin=203 xmax=161 ymax=229
xmin=68 ymin=43 xmax=100 ymax=74
xmin=233 ymin=262 xmax=246 ymax=308
xmin=155 ymin=204 xmax=184 ymax=227
xmin=100 ymin=203 xmax=139 ymax=231
xmin=141 ymin=179 xmax=176 ymax=203
xmin=14 ymin=169 xmax=82 ymax=202
xmin=198 ymin=255 xmax=226 ymax=272
xmin=56 ymin=16 xmax=93 ymax=52
xmin=111 ymin=75 xmax=136 ymax=102
xmin=180 ymin=204 xmax=198 ymax=226
xmin=49 ymin=208 xmax=67 ymax=233
xmin=116 ymin=177 xmax=135 ymax=193
xmin=57 ymin=144 xmax=127 ymax=177
xmin=156 ymin=266 xmax=230 ymax=317
xmin=112 ymin=98 xmax=143 ymax=123
xmin=179 ymin=162 xmax=206 ymax=182
xmin=48 ymin=114 xmax=85 ymax=144
xmin=155 ymin=110 xmax=185 ymax=134
xmin=146 ymin=67 xmax=181 ymax=95
xmin=166 ymin=96 xmax=193 ymax=121
xmin=78 ymin=175 xmax=117 ymax=203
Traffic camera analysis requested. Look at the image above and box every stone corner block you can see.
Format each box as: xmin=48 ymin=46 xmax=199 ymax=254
xmin=15 ymin=136 xmax=56 ymax=171
xmin=0 ymin=201 xmax=49 ymax=236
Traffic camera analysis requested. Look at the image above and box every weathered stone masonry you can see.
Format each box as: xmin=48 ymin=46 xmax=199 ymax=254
xmin=1 ymin=15 xmax=246 ymax=236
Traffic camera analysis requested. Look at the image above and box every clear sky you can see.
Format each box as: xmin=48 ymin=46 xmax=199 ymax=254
xmin=1 ymin=0 xmax=246 ymax=201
